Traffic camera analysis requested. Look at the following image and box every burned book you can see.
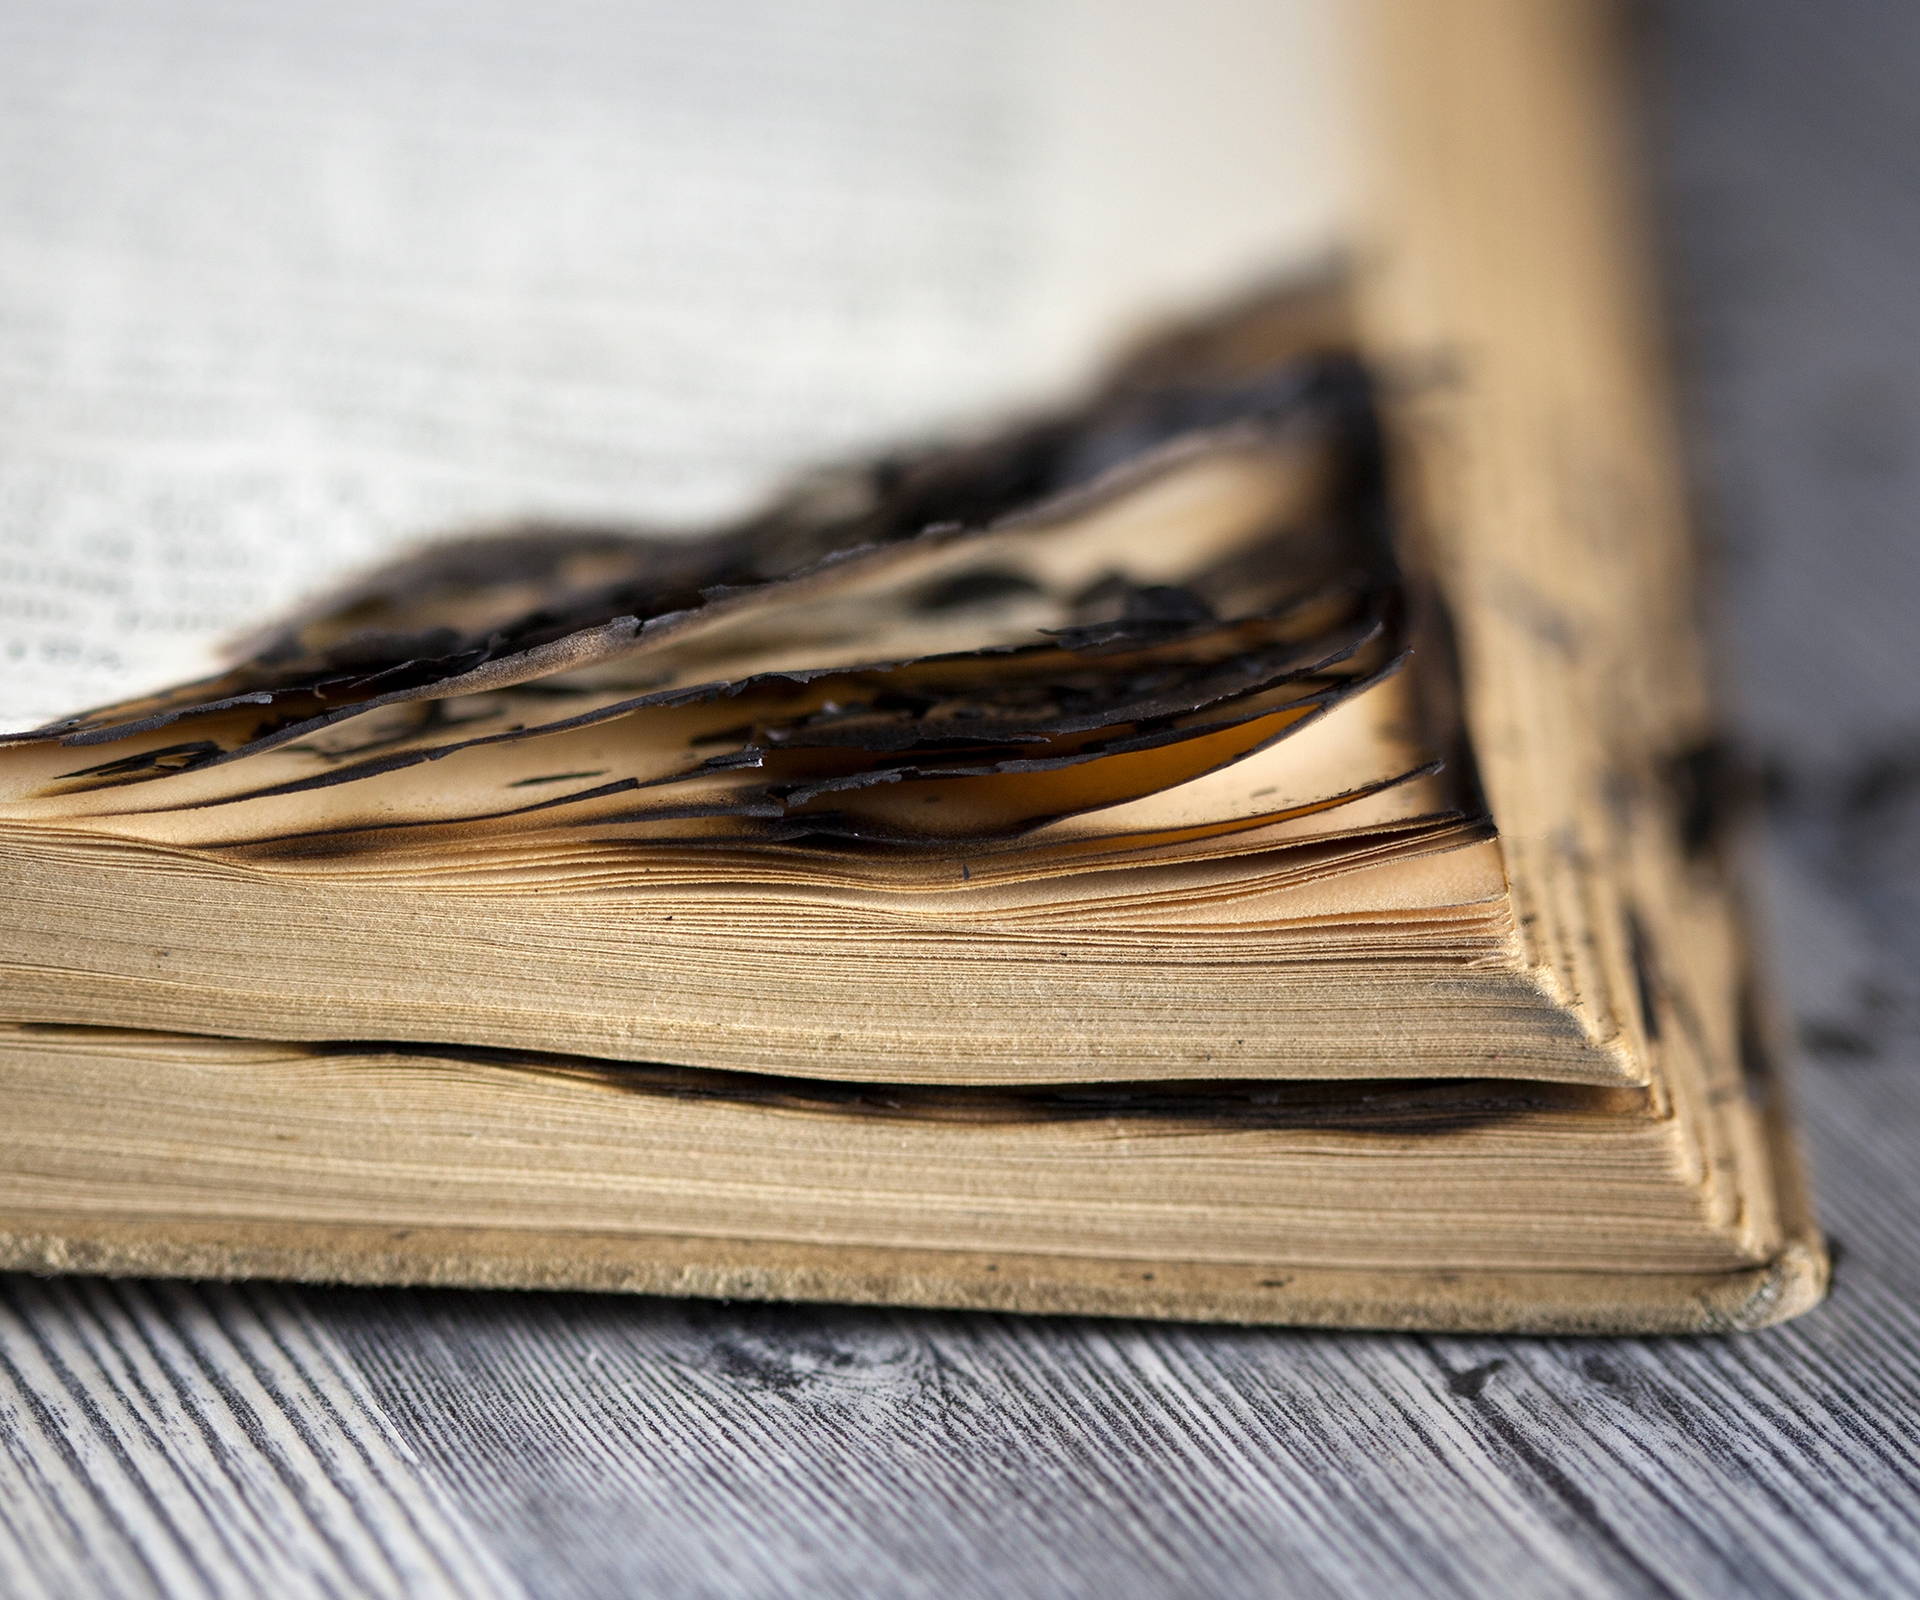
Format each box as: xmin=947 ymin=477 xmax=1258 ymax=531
xmin=0 ymin=295 xmax=1823 ymax=1330
xmin=0 ymin=0 xmax=1824 ymax=1331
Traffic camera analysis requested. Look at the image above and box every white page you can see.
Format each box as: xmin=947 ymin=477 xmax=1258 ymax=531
xmin=0 ymin=0 xmax=1352 ymax=729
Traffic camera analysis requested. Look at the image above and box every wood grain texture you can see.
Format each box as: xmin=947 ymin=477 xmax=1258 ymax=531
xmin=5 ymin=0 xmax=1920 ymax=1594
xmin=0 ymin=1277 xmax=516 ymax=1599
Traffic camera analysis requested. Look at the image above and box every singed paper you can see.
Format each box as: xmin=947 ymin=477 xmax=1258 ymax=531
xmin=0 ymin=0 xmax=1353 ymax=729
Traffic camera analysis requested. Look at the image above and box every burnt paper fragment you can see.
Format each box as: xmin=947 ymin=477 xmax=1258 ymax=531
xmin=0 ymin=285 xmax=1464 ymax=859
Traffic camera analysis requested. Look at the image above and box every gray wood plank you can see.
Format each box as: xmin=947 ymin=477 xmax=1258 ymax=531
xmin=6 ymin=1 xmax=1920 ymax=1596
xmin=0 ymin=1278 xmax=517 ymax=1600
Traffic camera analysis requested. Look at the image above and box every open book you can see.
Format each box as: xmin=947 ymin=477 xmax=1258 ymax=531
xmin=0 ymin=0 xmax=1825 ymax=1331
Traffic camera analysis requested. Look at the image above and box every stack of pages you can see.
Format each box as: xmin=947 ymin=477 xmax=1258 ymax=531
xmin=0 ymin=287 xmax=1822 ymax=1331
xmin=0 ymin=0 xmax=1825 ymax=1331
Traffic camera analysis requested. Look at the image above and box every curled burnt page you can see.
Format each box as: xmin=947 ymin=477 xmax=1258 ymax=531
xmin=0 ymin=289 xmax=1465 ymax=858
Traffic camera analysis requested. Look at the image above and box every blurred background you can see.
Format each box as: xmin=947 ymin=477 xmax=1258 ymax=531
xmin=1647 ymin=0 xmax=1920 ymax=1085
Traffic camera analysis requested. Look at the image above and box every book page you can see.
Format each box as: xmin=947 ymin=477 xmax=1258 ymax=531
xmin=0 ymin=0 xmax=1352 ymax=730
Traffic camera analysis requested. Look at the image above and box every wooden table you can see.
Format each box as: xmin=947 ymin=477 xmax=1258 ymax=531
xmin=5 ymin=4 xmax=1918 ymax=1593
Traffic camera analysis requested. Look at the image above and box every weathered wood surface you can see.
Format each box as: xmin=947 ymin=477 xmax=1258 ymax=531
xmin=6 ymin=2 xmax=1920 ymax=1595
